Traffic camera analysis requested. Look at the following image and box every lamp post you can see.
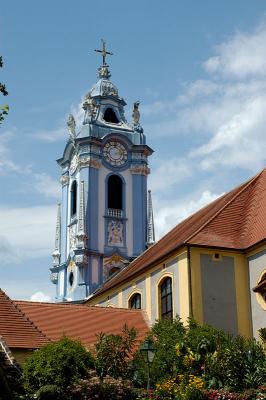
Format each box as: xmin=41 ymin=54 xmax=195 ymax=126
xmin=140 ymin=338 xmax=156 ymax=390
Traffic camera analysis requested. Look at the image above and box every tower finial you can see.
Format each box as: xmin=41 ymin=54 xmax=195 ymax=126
xmin=147 ymin=190 xmax=155 ymax=247
xmin=94 ymin=39 xmax=113 ymax=79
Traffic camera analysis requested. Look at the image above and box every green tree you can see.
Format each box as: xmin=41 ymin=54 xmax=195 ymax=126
xmin=0 ymin=56 xmax=9 ymax=124
xmin=22 ymin=337 xmax=94 ymax=395
xmin=94 ymin=324 xmax=137 ymax=379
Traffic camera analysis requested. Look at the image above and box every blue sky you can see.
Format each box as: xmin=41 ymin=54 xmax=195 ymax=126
xmin=1 ymin=1 xmax=266 ymax=300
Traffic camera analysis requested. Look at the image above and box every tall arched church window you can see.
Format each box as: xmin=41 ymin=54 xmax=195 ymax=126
xmin=108 ymin=175 xmax=122 ymax=210
xmin=129 ymin=293 xmax=141 ymax=309
xmin=71 ymin=180 xmax=77 ymax=217
xmin=103 ymin=107 xmax=119 ymax=123
xmin=160 ymin=277 xmax=173 ymax=320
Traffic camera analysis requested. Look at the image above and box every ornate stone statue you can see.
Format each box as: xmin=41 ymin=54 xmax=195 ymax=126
xmin=132 ymin=101 xmax=140 ymax=124
xmin=67 ymin=114 xmax=76 ymax=140
xmin=83 ymin=92 xmax=98 ymax=119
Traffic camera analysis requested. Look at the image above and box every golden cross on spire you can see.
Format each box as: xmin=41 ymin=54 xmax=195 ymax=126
xmin=94 ymin=39 xmax=113 ymax=66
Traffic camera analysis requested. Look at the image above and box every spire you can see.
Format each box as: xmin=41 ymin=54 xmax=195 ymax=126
xmin=94 ymin=39 xmax=113 ymax=79
xmin=52 ymin=203 xmax=61 ymax=265
xmin=147 ymin=190 xmax=155 ymax=247
xmin=76 ymin=181 xmax=86 ymax=249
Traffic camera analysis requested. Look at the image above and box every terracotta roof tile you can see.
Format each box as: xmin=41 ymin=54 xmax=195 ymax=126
xmin=0 ymin=289 xmax=49 ymax=349
xmin=92 ymin=169 xmax=266 ymax=298
xmin=15 ymin=301 xmax=149 ymax=349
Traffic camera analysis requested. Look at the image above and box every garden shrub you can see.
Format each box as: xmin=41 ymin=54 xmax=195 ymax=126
xmin=94 ymin=324 xmax=137 ymax=379
xmin=134 ymin=317 xmax=266 ymax=394
xmin=22 ymin=336 xmax=94 ymax=395
xmin=35 ymin=384 xmax=64 ymax=400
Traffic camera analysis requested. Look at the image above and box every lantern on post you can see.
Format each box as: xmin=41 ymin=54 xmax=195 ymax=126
xmin=140 ymin=338 xmax=156 ymax=390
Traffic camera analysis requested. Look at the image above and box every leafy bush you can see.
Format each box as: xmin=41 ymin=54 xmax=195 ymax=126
xmin=22 ymin=337 xmax=94 ymax=395
xmin=35 ymin=384 xmax=64 ymax=400
xmin=133 ymin=318 xmax=266 ymax=393
xmin=94 ymin=324 xmax=137 ymax=379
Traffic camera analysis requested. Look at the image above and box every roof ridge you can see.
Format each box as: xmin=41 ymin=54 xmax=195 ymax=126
xmin=15 ymin=299 xmax=144 ymax=312
xmin=185 ymin=170 xmax=263 ymax=244
xmin=0 ymin=289 xmax=50 ymax=342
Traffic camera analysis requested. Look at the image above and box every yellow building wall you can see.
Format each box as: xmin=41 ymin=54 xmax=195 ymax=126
xmin=87 ymin=246 xmax=253 ymax=337
xmin=190 ymin=247 xmax=252 ymax=338
xmin=87 ymin=247 xmax=191 ymax=325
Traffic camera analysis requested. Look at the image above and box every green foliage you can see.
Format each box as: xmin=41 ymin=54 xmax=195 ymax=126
xmin=22 ymin=337 xmax=94 ymax=395
xmin=0 ymin=351 xmax=23 ymax=400
xmin=134 ymin=317 xmax=266 ymax=393
xmin=259 ymin=327 xmax=266 ymax=344
xmin=133 ymin=317 xmax=186 ymax=386
xmin=35 ymin=384 xmax=64 ymax=400
xmin=0 ymin=56 xmax=9 ymax=124
xmin=94 ymin=324 xmax=137 ymax=379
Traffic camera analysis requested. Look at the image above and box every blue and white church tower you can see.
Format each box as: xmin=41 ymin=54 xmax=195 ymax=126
xmin=50 ymin=41 xmax=154 ymax=301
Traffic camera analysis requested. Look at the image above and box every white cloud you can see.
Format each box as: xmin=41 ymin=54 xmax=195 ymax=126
xmin=33 ymin=173 xmax=60 ymax=199
xmin=0 ymin=205 xmax=57 ymax=264
xmin=192 ymin=96 xmax=266 ymax=172
xmin=154 ymin=190 xmax=222 ymax=239
xmin=0 ymin=130 xmax=31 ymax=175
xmin=30 ymin=291 xmax=51 ymax=302
xmin=33 ymin=126 xmax=66 ymax=142
xmin=32 ymin=97 xmax=84 ymax=143
xmin=204 ymin=24 xmax=266 ymax=79
xmin=149 ymin=157 xmax=192 ymax=192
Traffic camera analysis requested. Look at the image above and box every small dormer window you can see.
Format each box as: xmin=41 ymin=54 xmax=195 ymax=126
xmin=103 ymin=108 xmax=119 ymax=123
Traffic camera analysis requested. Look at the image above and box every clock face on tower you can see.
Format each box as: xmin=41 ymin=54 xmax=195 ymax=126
xmin=103 ymin=141 xmax=128 ymax=166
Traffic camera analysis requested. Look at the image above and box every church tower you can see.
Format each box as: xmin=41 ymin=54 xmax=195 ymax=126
xmin=50 ymin=41 xmax=154 ymax=301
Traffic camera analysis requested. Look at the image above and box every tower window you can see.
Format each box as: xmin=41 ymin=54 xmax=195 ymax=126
xmin=71 ymin=180 xmax=77 ymax=217
xmin=160 ymin=277 xmax=173 ymax=320
xmin=129 ymin=293 xmax=141 ymax=309
xmin=69 ymin=271 xmax=74 ymax=287
xmin=103 ymin=108 xmax=119 ymax=123
xmin=108 ymin=175 xmax=122 ymax=210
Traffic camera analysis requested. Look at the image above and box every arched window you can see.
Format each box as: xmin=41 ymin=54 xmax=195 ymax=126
xmin=129 ymin=293 xmax=141 ymax=309
xmin=70 ymin=180 xmax=77 ymax=217
xmin=103 ymin=107 xmax=119 ymax=123
xmin=160 ymin=277 xmax=173 ymax=320
xmin=69 ymin=271 xmax=74 ymax=287
xmin=108 ymin=175 xmax=122 ymax=210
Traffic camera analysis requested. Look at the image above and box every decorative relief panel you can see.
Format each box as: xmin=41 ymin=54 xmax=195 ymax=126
xmin=74 ymin=254 xmax=88 ymax=265
xmin=131 ymin=152 xmax=147 ymax=161
xmin=60 ymin=175 xmax=70 ymax=186
xmin=103 ymin=254 xmax=125 ymax=280
xmin=69 ymin=154 xmax=79 ymax=175
xmin=79 ymin=156 xmax=101 ymax=169
xmin=130 ymin=165 xmax=150 ymax=176
xmin=107 ymin=220 xmax=123 ymax=247
xmin=69 ymin=224 xmax=77 ymax=251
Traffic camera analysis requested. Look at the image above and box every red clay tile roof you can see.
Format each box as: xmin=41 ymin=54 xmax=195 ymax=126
xmin=0 ymin=289 xmax=48 ymax=349
xmin=15 ymin=301 xmax=149 ymax=349
xmin=91 ymin=169 xmax=266 ymax=298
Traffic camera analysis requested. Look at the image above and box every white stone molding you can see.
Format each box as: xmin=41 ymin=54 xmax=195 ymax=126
xmin=52 ymin=203 xmax=61 ymax=265
xmin=147 ymin=190 xmax=155 ymax=247
xmin=76 ymin=180 xmax=87 ymax=249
